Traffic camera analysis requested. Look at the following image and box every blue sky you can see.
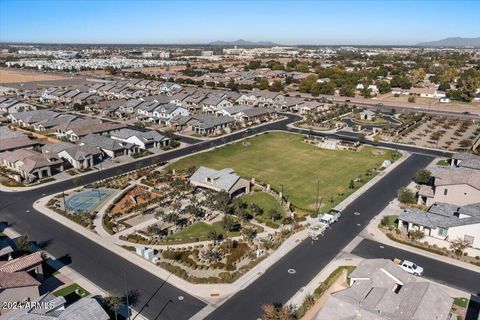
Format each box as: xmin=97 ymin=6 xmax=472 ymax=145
xmin=0 ymin=0 xmax=479 ymax=45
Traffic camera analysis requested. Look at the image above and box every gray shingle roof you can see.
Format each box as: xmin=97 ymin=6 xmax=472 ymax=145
xmin=317 ymin=259 xmax=452 ymax=320
xmin=189 ymin=166 xmax=240 ymax=192
xmin=399 ymin=202 xmax=480 ymax=228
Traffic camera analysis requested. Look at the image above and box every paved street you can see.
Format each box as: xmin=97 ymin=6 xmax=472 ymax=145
xmin=0 ymin=113 xmax=458 ymax=319
xmin=351 ymin=238 xmax=480 ymax=295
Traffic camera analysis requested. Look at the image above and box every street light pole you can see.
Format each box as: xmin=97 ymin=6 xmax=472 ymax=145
xmin=124 ymin=268 xmax=130 ymax=320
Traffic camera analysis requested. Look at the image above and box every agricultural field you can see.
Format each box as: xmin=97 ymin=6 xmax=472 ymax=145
xmin=0 ymin=68 xmax=69 ymax=84
xmin=172 ymin=132 xmax=397 ymax=213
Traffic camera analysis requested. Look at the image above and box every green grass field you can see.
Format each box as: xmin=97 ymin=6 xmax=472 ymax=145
xmin=241 ymin=192 xmax=286 ymax=226
xmin=173 ymin=132 xmax=396 ymax=213
xmin=165 ymin=221 xmax=263 ymax=244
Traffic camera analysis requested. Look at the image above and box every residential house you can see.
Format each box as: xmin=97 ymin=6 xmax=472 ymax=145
xmin=399 ymin=202 xmax=480 ymax=250
xmin=241 ymin=107 xmax=277 ymax=123
xmin=80 ymin=134 xmax=138 ymax=158
xmin=200 ymin=96 xmax=233 ymax=113
xmin=0 ymin=98 xmax=36 ymax=114
xmin=216 ymin=105 xmax=252 ymax=119
xmin=151 ymin=103 xmax=189 ymax=124
xmin=64 ymin=122 xmax=126 ymax=142
xmin=189 ymin=166 xmax=250 ymax=197
xmin=409 ymin=87 xmax=446 ymax=99
xmin=0 ymin=127 xmax=38 ymax=152
xmin=0 ymin=149 xmax=63 ymax=182
xmin=9 ymin=110 xmax=59 ymax=128
xmin=451 ymin=152 xmax=480 ymax=170
xmin=191 ymin=115 xmax=234 ymax=135
xmin=1 ymin=293 xmax=110 ymax=319
xmin=42 ymin=142 xmax=103 ymax=169
xmin=316 ymin=259 xmax=453 ymax=320
xmin=417 ymin=166 xmax=480 ymax=207
xmin=158 ymin=82 xmax=182 ymax=95
xmin=0 ymin=252 xmax=45 ymax=309
xmin=110 ymin=128 xmax=170 ymax=149
xmin=33 ymin=114 xmax=78 ymax=132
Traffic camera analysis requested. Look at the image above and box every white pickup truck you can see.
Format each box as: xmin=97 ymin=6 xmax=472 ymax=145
xmin=393 ymin=259 xmax=424 ymax=276
xmin=319 ymin=210 xmax=341 ymax=226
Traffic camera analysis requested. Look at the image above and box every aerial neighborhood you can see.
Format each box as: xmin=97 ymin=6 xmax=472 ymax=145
xmin=1 ymin=1 xmax=480 ymax=319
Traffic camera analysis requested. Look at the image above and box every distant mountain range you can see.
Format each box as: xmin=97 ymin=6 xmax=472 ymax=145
xmin=416 ymin=37 xmax=480 ymax=48
xmin=208 ymin=39 xmax=280 ymax=46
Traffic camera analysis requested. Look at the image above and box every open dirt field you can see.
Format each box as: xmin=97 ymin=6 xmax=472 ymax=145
xmin=0 ymin=68 xmax=70 ymax=84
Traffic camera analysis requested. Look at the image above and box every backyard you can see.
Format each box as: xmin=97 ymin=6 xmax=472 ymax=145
xmin=172 ymin=132 xmax=397 ymax=213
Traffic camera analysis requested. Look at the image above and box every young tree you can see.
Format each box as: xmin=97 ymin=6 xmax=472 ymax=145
xmin=268 ymin=209 xmax=281 ymax=221
xmin=261 ymin=304 xmax=296 ymax=320
xmin=349 ymin=180 xmax=355 ymax=189
xmin=408 ymin=229 xmax=425 ymax=242
xmin=397 ymin=187 xmax=416 ymax=204
xmin=450 ymin=237 xmax=470 ymax=256
xmin=415 ymin=169 xmax=432 ymax=184
xmin=14 ymin=235 xmax=32 ymax=253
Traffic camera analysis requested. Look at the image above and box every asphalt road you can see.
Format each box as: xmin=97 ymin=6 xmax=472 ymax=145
xmin=0 ymin=114 xmax=455 ymax=319
xmin=206 ymin=154 xmax=433 ymax=320
xmin=351 ymin=239 xmax=480 ymax=295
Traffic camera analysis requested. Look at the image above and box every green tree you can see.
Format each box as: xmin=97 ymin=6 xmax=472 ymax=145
xmin=415 ymin=169 xmax=432 ymax=184
xmin=409 ymin=229 xmax=425 ymax=242
xmin=349 ymin=180 xmax=355 ymax=189
xmin=450 ymin=237 xmax=470 ymax=256
xmin=397 ymin=187 xmax=416 ymax=204
xmin=270 ymin=80 xmax=284 ymax=92
xmin=376 ymin=81 xmax=391 ymax=94
xmin=340 ymin=85 xmax=355 ymax=97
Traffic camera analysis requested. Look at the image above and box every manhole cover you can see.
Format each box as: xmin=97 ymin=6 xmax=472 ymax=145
xmin=356 ymin=223 xmax=361 ymax=226
xmin=25 ymin=210 xmax=30 ymax=213
xmin=288 ymin=269 xmax=296 ymax=274
xmin=178 ymin=296 xmax=184 ymax=301
xmin=379 ymin=245 xmax=384 ymax=249
xmin=354 ymin=212 xmax=361 ymax=216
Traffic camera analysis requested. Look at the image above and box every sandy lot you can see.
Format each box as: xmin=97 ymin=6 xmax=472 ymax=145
xmin=0 ymin=68 xmax=70 ymax=84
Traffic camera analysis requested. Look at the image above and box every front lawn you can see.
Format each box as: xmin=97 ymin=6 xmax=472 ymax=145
xmin=53 ymin=283 xmax=89 ymax=304
xmin=172 ymin=132 xmax=396 ymax=213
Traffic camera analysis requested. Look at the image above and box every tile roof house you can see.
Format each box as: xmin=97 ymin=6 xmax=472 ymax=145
xmin=9 ymin=110 xmax=60 ymax=127
xmin=417 ymin=166 xmax=480 ymax=207
xmin=0 ymin=251 xmax=45 ymax=309
xmin=110 ymin=128 xmax=170 ymax=149
xmin=0 ymin=98 xmax=36 ymax=114
xmin=451 ymin=152 xmax=480 ymax=170
xmin=64 ymin=121 xmax=126 ymax=142
xmin=42 ymin=142 xmax=103 ymax=169
xmin=191 ymin=115 xmax=234 ymax=136
xmin=0 ymin=149 xmax=63 ymax=182
xmin=80 ymin=134 xmax=138 ymax=158
xmin=1 ymin=293 xmax=110 ymax=319
xmin=399 ymin=202 xmax=480 ymax=249
xmin=316 ymin=259 xmax=453 ymax=320
xmin=0 ymin=127 xmax=38 ymax=152
xmin=151 ymin=103 xmax=189 ymax=124
xmin=189 ymin=166 xmax=250 ymax=196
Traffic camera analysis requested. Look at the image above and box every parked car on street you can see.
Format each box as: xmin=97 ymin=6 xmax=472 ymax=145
xmin=394 ymin=258 xmax=424 ymax=276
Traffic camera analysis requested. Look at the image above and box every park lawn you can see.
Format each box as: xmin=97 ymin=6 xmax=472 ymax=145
xmin=173 ymin=132 xmax=395 ymax=213
xmin=166 ymin=222 xmax=239 ymax=243
xmin=241 ymin=192 xmax=286 ymax=225
xmin=53 ymin=283 xmax=89 ymax=304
